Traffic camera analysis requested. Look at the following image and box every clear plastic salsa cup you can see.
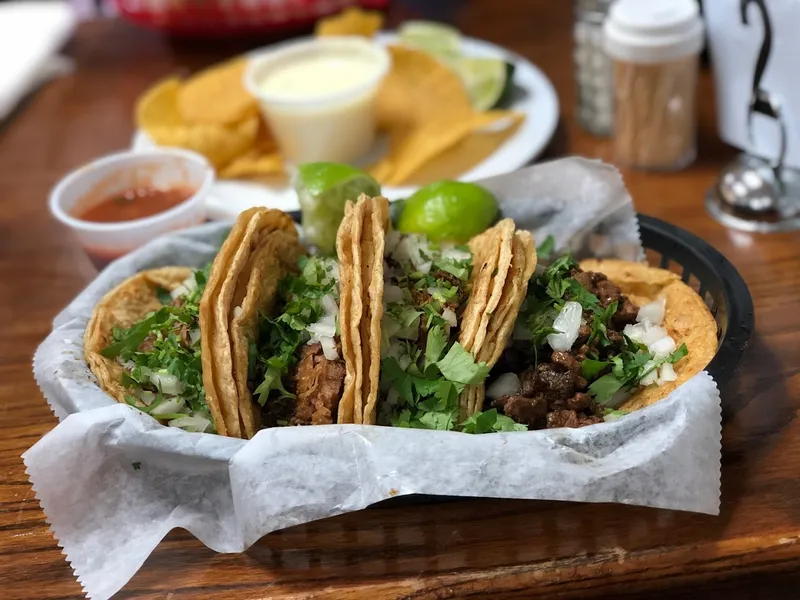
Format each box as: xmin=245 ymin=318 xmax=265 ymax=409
xmin=49 ymin=149 xmax=214 ymax=269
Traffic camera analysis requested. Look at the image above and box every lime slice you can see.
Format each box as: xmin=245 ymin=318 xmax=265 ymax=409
xmin=452 ymin=57 xmax=508 ymax=111
xmin=397 ymin=180 xmax=498 ymax=243
xmin=295 ymin=163 xmax=381 ymax=255
xmin=398 ymin=20 xmax=462 ymax=59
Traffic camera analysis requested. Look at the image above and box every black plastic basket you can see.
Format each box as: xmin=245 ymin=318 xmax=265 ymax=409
xmin=637 ymin=214 xmax=754 ymax=393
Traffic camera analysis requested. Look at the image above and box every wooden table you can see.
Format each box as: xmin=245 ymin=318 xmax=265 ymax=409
xmin=3 ymin=3 xmax=800 ymax=598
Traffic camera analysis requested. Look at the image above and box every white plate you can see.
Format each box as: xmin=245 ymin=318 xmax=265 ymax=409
xmin=132 ymin=32 xmax=559 ymax=220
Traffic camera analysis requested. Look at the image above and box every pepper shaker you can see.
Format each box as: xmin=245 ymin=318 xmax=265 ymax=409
xmin=604 ymin=0 xmax=705 ymax=170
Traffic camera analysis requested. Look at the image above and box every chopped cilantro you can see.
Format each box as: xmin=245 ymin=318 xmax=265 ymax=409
xmin=155 ymin=286 xmax=172 ymax=305
xmin=250 ymin=257 xmax=339 ymax=406
xmin=424 ymin=325 xmax=447 ymax=368
xmin=460 ymin=409 xmax=528 ymax=433
xmin=101 ymin=264 xmax=212 ymax=426
xmin=380 ymin=235 xmax=486 ymax=430
xmin=436 ymin=343 xmax=490 ymax=385
xmin=581 ymin=358 xmax=610 ymax=380
xmin=603 ymin=408 xmax=629 ymax=420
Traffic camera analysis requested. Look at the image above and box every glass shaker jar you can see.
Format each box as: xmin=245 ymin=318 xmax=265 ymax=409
xmin=574 ymin=0 xmax=614 ymax=136
xmin=603 ymin=0 xmax=704 ymax=170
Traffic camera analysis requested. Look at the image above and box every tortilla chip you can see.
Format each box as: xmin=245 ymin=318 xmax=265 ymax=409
xmin=136 ymin=78 xmax=184 ymax=129
xmin=84 ymin=267 xmax=194 ymax=406
xmin=372 ymin=111 xmax=518 ymax=186
xmin=200 ymin=208 xmax=297 ymax=438
xmin=219 ymin=148 xmax=284 ymax=179
xmin=372 ymin=45 xmax=523 ymax=185
xmin=377 ymin=45 xmax=473 ymax=132
xmin=579 ymin=259 xmax=718 ymax=412
xmin=177 ymin=58 xmax=258 ymax=126
xmin=315 ymin=6 xmax=384 ymax=37
xmin=136 ymin=76 xmax=259 ymax=169
xmin=403 ymin=116 xmax=524 ymax=187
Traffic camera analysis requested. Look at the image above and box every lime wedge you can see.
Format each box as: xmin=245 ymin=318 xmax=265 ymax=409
xmin=398 ymin=20 xmax=462 ymax=58
xmin=397 ymin=180 xmax=498 ymax=243
xmin=452 ymin=57 xmax=508 ymax=111
xmin=295 ymin=163 xmax=381 ymax=255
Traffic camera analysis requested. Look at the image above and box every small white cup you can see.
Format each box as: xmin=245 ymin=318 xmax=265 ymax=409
xmin=244 ymin=37 xmax=391 ymax=165
xmin=49 ymin=149 xmax=214 ymax=268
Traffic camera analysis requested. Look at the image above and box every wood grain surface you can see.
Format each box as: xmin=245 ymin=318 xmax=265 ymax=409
xmin=2 ymin=2 xmax=800 ymax=599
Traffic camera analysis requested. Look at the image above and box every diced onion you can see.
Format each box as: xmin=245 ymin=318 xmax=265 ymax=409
xmin=385 ymin=339 xmax=405 ymax=361
xmin=233 ymin=306 xmax=243 ymax=318
xmin=642 ymin=325 xmax=669 ymax=347
xmin=189 ymin=328 xmax=201 ymax=345
xmin=441 ymin=245 xmax=471 ymax=261
xmin=168 ymin=415 xmax=211 ymax=433
xmin=398 ymin=353 xmax=413 ymax=371
xmin=637 ymin=298 xmax=666 ymax=325
xmin=149 ymin=372 xmax=185 ymax=395
xmin=181 ymin=274 xmax=197 ymax=292
xmin=486 ymin=373 xmax=521 ymax=400
xmin=604 ymin=412 xmax=624 ymax=422
xmin=442 ymin=307 xmax=457 ymax=328
xmin=384 ymin=230 xmax=402 ymax=255
xmin=320 ymin=336 xmax=339 ymax=360
xmin=136 ymin=390 xmax=156 ymax=405
xmin=640 ymin=362 xmax=659 ymax=386
xmin=170 ymin=284 xmax=189 ymax=300
xmin=384 ymin=284 xmax=404 ymax=303
xmin=308 ymin=314 xmax=337 ymax=340
xmin=623 ymin=323 xmax=643 ymax=343
xmin=392 ymin=234 xmax=433 ymax=273
xmin=150 ymin=396 xmax=186 ymax=415
xmin=547 ymin=301 xmax=583 ymax=351
xmin=658 ymin=363 xmax=677 ymax=384
xmin=321 ymin=294 xmax=338 ymax=315
xmin=427 ymin=286 xmax=447 ymax=298
xmin=649 ymin=336 xmax=677 ymax=360
xmin=625 ymin=321 xmax=669 ymax=347
xmin=327 ymin=262 xmax=340 ymax=282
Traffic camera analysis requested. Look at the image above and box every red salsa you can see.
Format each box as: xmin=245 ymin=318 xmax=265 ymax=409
xmin=75 ymin=186 xmax=195 ymax=223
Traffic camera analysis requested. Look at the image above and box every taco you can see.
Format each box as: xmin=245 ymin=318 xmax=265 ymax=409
xmin=85 ymin=266 xmax=217 ymax=433
xmin=86 ymin=200 xmax=388 ymax=438
xmin=482 ymin=256 xmax=718 ymax=429
xmin=207 ymin=197 xmax=390 ymax=438
xmin=363 ymin=213 xmax=535 ymax=432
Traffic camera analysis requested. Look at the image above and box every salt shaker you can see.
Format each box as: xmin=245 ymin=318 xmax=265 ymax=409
xmin=604 ymin=0 xmax=704 ymax=170
xmin=574 ymin=0 xmax=614 ymax=136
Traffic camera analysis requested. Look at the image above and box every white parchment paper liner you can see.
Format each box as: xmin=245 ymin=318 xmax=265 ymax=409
xmin=24 ymin=158 xmax=721 ymax=600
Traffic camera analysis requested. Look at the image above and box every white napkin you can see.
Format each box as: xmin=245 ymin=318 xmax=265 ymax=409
xmin=0 ymin=1 xmax=76 ymax=121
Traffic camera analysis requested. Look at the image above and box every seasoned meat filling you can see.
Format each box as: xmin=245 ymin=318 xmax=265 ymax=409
xmin=491 ymin=266 xmax=640 ymax=430
xmin=292 ymin=342 xmax=346 ymax=426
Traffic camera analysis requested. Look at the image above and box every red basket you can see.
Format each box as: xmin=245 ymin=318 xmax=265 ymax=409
xmin=115 ymin=0 xmax=390 ymax=37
